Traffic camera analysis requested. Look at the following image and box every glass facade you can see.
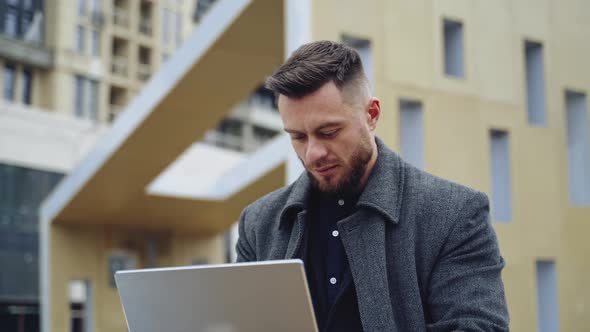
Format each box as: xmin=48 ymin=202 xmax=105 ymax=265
xmin=0 ymin=0 xmax=44 ymax=39
xmin=0 ymin=163 xmax=63 ymax=331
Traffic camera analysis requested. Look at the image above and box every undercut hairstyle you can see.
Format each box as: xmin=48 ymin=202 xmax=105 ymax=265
xmin=265 ymin=40 xmax=369 ymax=102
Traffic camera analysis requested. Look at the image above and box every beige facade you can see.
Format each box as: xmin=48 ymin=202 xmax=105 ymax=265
xmin=2 ymin=0 xmax=588 ymax=331
xmin=312 ymin=0 xmax=590 ymax=330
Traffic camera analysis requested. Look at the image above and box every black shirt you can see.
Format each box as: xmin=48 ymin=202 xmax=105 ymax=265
xmin=304 ymin=190 xmax=364 ymax=332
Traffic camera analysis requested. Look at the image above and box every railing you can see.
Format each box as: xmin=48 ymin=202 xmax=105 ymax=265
xmin=112 ymin=8 xmax=129 ymax=27
xmin=137 ymin=63 xmax=151 ymax=81
xmin=139 ymin=16 xmax=152 ymax=35
xmin=111 ymin=56 xmax=128 ymax=76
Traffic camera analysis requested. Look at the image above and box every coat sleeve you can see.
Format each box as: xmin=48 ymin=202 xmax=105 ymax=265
xmin=426 ymin=192 xmax=510 ymax=332
xmin=235 ymin=206 xmax=256 ymax=262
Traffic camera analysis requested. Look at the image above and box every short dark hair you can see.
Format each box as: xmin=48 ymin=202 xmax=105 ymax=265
xmin=265 ymin=40 xmax=366 ymax=99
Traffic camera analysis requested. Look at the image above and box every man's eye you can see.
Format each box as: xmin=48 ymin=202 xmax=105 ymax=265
xmin=321 ymin=129 xmax=339 ymax=138
xmin=291 ymin=134 xmax=306 ymax=141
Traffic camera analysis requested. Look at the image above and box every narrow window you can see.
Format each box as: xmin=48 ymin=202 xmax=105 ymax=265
xmin=443 ymin=18 xmax=464 ymax=78
xmin=78 ymin=0 xmax=86 ymax=16
xmin=88 ymin=79 xmax=99 ymax=120
xmin=76 ymin=25 xmax=85 ymax=53
xmin=3 ymin=64 xmax=16 ymax=101
xmin=91 ymin=30 xmax=100 ymax=56
xmin=74 ymin=75 xmax=85 ymax=117
xmin=22 ymin=68 xmax=33 ymax=105
xmin=490 ymin=130 xmax=512 ymax=222
xmin=536 ymin=261 xmax=559 ymax=332
xmin=4 ymin=8 xmax=18 ymax=37
xmin=399 ymin=99 xmax=424 ymax=170
xmin=525 ymin=40 xmax=546 ymax=126
xmin=342 ymin=35 xmax=373 ymax=86
xmin=565 ymin=90 xmax=590 ymax=206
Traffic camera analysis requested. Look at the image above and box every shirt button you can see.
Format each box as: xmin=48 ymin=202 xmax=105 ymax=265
xmin=332 ymin=230 xmax=339 ymax=237
xmin=330 ymin=277 xmax=337 ymax=285
xmin=338 ymin=199 xmax=344 ymax=206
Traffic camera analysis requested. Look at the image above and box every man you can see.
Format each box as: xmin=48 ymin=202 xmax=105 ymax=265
xmin=236 ymin=41 xmax=509 ymax=331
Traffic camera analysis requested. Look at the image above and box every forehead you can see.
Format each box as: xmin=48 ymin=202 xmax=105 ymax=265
xmin=278 ymin=82 xmax=354 ymax=127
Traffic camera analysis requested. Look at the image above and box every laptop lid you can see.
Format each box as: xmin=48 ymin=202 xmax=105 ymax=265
xmin=115 ymin=259 xmax=318 ymax=332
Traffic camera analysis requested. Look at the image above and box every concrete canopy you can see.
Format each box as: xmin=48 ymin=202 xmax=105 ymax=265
xmin=40 ymin=0 xmax=289 ymax=235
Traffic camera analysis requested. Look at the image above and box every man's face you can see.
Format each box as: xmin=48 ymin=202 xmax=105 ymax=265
xmin=278 ymin=81 xmax=380 ymax=195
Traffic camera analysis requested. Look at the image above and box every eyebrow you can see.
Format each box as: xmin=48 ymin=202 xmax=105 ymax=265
xmin=284 ymin=121 xmax=344 ymax=134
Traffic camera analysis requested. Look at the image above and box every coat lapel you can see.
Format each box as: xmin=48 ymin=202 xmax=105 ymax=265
xmin=339 ymin=209 xmax=397 ymax=332
xmin=285 ymin=211 xmax=307 ymax=259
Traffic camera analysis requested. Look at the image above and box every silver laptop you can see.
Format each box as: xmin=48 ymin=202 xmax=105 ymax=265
xmin=115 ymin=259 xmax=318 ymax=332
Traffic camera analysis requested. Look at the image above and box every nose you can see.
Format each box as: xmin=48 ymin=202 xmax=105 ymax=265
xmin=305 ymin=138 xmax=328 ymax=167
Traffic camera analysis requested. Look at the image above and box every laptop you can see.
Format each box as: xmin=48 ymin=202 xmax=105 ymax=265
xmin=115 ymin=259 xmax=318 ymax=332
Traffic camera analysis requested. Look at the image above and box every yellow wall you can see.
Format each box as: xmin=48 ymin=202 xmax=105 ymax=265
xmin=313 ymin=0 xmax=590 ymax=330
xmin=50 ymin=224 xmax=224 ymax=332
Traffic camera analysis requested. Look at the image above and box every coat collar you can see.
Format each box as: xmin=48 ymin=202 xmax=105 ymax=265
xmin=279 ymin=136 xmax=404 ymax=228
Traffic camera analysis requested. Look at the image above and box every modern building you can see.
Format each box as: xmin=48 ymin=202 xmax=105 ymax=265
xmin=0 ymin=0 xmax=281 ymax=330
xmin=0 ymin=0 xmax=589 ymax=331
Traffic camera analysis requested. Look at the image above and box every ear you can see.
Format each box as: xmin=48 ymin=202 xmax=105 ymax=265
xmin=366 ymin=97 xmax=381 ymax=131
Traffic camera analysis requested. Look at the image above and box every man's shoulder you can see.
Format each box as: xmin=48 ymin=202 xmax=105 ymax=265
xmin=401 ymin=161 xmax=488 ymax=223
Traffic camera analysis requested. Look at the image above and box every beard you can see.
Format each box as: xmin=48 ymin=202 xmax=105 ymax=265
xmin=304 ymin=135 xmax=373 ymax=196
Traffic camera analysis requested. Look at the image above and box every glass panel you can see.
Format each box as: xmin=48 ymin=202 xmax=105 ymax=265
xmin=3 ymin=64 xmax=16 ymax=101
xmin=4 ymin=8 xmax=18 ymax=37
xmin=0 ymin=164 xmax=64 ymax=301
xmin=74 ymin=75 xmax=85 ymax=117
xmin=76 ymin=25 xmax=85 ymax=53
xmin=89 ymin=80 xmax=99 ymax=120
xmin=91 ymin=30 xmax=100 ymax=56
xmin=22 ymin=68 xmax=33 ymax=105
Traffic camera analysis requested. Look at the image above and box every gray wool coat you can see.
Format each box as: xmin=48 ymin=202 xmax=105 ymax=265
xmin=236 ymin=137 xmax=509 ymax=331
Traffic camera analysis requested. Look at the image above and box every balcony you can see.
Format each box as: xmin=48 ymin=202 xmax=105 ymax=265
xmin=137 ymin=63 xmax=151 ymax=81
xmin=0 ymin=36 xmax=53 ymax=69
xmin=112 ymin=8 xmax=129 ymax=28
xmin=139 ymin=17 xmax=152 ymax=36
xmin=111 ymin=56 xmax=128 ymax=76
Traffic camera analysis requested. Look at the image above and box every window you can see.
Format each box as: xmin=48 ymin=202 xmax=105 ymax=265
xmin=91 ymin=30 xmax=100 ymax=56
xmin=536 ymin=261 xmax=559 ymax=332
xmin=74 ymin=75 xmax=84 ymax=117
xmin=399 ymin=99 xmax=425 ymax=170
xmin=342 ymin=35 xmax=373 ymax=87
xmin=74 ymin=75 xmax=99 ymax=120
xmin=3 ymin=0 xmax=37 ymax=39
xmin=76 ymin=25 xmax=85 ymax=53
xmin=22 ymin=68 xmax=33 ymax=105
xmin=443 ymin=18 xmax=464 ymax=78
xmin=89 ymin=80 xmax=98 ymax=119
xmin=175 ymin=11 xmax=182 ymax=47
xmin=4 ymin=8 xmax=18 ymax=37
xmin=161 ymin=8 xmax=171 ymax=45
xmin=91 ymin=0 xmax=101 ymax=15
xmin=24 ymin=0 xmax=34 ymax=10
xmin=21 ymin=11 xmax=33 ymax=37
xmin=3 ymin=64 xmax=16 ymax=101
xmin=490 ymin=130 xmax=512 ymax=222
xmin=565 ymin=90 xmax=590 ymax=206
xmin=525 ymin=40 xmax=546 ymax=126
xmin=78 ymin=0 xmax=86 ymax=16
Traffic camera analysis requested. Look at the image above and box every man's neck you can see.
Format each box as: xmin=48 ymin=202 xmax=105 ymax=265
xmin=356 ymin=140 xmax=379 ymax=194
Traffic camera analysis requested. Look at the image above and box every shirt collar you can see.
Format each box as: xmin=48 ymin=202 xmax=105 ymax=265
xmin=279 ymin=137 xmax=404 ymax=228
